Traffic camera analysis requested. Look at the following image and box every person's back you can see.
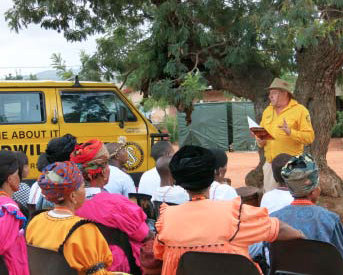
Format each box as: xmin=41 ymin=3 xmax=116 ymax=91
xmin=271 ymin=204 xmax=343 ymax=255
xmin=154 ymin=145 xmax=304 ymax=275
xmin=260 ymin=154 xmax=293 ymax=214
xmin=105 ymin=142 xmax=136 ymax=197
xmin=152 ymin=156 xmax=188 ymax=204
xmin=71 ymin=139 xmax=150 ymax=273
xmin=208 ymin=148 xmax=238 ymax=201
xmin=25 ymin=161 xmax=113 ymax=275
xmin=139 ymin=141 xmax=174 ymax=196
xmin=0 ymin=150 xmax=29 ymax=275
xmin=272 ymin=153 xmax=343 ymax=257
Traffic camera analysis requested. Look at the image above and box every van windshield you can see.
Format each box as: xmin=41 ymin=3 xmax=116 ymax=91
xmin=60 ymin=91 xmax=137 ymax=123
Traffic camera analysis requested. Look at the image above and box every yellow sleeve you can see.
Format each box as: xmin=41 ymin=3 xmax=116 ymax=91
xmin=289 ymin=108 xmax=314 ymax=144
xmin=63 ymin=223 xmax=113 ymax=275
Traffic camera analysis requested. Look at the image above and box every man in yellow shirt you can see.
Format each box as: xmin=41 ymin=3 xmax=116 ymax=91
xmin=255 ymin=78 xmax=314 ymax=192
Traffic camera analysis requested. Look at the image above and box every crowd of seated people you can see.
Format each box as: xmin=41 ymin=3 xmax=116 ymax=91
xmin=1 ymin=136 xmax=343 ymax=275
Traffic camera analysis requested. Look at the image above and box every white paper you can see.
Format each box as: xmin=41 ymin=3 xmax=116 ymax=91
xmin=247 ymin=116 xmax=260 ymax=128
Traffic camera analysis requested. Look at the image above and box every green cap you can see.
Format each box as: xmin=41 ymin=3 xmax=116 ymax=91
xmin=268 ymin=78 xmax=293 ymax=94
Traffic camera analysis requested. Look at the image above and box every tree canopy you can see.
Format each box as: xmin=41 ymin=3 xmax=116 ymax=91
xmin=6 ymin=0 xmax=343 ymax=196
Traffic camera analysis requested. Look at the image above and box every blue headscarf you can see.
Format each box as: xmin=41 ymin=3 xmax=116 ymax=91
xmin=281 ymin=153 xmax=319 ymax=198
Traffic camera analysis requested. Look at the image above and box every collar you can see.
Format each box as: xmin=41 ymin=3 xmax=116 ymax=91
xmin=86 ymin=187 xmax=102 ymax=199
xmin=291 ymin=199 xmax=315 ymax=206
xmin=0 ymin=191 xmax=10 ymax=197
xmin=190 ymin=194 xmax=207 ymax=201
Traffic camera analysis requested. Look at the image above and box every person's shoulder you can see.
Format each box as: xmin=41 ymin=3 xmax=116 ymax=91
xmin=291 ymin=100 xmax=310 ymax=112
xmin=140 ymin=167 xmax=157 ymax=180
xmin=269 ymin=204 xmax=292 ymax=217
xmin=263 ymin=105 xmax=273 ymax=114
xmin=315 ymin=205 xmax=341 ymax=221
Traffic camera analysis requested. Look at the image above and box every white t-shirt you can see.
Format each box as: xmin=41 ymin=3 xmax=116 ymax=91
xmin=28 ymin=181 xmax=41 ymax=204
xmin=104 ymin=165 xmax=136 ymax=197
xmin=209 ymin=181 xmax=238 ymax=201
xmin=138 ymin=167 xmax=160 ymax=196
xmin=152 ymin=186 xmax=189 ymax=205
xmin=260 ymin=188 xmax=293 ymax=214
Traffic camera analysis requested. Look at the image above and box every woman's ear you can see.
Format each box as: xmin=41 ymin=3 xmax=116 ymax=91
xmin=68 ymin=191 xmax=77 ymax=205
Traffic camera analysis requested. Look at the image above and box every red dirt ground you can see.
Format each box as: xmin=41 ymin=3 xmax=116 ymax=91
xmin=227 ymin=138 xmax=343 ymax=188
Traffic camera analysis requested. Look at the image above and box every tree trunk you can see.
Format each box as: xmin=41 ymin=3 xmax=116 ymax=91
xmin=296 ymin=41 xmax=343 ymax=197
xmin=206 ymin=64 xmax=273 ymax=188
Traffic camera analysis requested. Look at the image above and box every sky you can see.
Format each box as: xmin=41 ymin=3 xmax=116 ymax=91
xmin=0 ymin=0 xmax=99 ymax=78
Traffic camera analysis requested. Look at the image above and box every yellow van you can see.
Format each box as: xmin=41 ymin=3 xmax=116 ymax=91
xmin=0 ymin=80 xmax=166 ymax=183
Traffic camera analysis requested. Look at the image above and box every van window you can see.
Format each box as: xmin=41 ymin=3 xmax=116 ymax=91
xmin=60 ymin=91 xmax=137 ymax=123
xmin=0 ymin=92 xmax=45 ymax=124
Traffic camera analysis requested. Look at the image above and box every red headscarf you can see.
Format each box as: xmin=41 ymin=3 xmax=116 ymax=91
xmin=70 ymin=139 xmax=109 ymax=182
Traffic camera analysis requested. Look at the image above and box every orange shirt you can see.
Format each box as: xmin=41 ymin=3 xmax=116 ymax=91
xmin=26 ymin=212 xmax=113 ymax=275
xmin=153 ymin=197 xmax=279 ymax=275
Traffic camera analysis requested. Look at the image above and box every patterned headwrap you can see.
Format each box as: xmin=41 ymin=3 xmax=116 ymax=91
xmin=169 ymin=145 xmax=216 ymax=191
xmin=70 ymin=139 xmax=109 ymax=182
xmin=281 ymin=153 xmax=319 ymax=198
xmin=38 ymin=161 xmax=83 ymax=204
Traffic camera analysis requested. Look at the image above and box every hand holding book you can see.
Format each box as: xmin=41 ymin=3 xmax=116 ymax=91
xmin=247 ymin=116 xmax=274 ymax=140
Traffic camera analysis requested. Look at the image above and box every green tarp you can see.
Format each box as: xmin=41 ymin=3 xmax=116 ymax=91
xmin=177 ymin=102 xmax=257 ymax=151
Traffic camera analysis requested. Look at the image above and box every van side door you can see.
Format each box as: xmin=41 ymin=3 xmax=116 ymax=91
xmin=0 ymin=89 xmax=59 ymax=181
xmin=56 ymin=89 xmax=148 ymax=173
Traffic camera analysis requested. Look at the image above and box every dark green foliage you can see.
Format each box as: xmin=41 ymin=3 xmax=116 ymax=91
xmin=332 ymin=111 xmax=343 ymax=138
xmin=5 ymin=1 xmax=343 ymax=113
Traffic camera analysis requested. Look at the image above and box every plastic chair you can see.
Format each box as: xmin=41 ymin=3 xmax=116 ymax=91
xmin=269 ymin=239 xmax=343 ymax=275
xmin=96 ymin=223 xmax=141 ymax=275
xmin=153 ymin=200 xmax=178 ymax=219
xmin=27 ymin=245 xmax=77 ymax=275
xmin=176 ymin=251 xmax=260 ymax=275
xmin=0 ymin=255 xmax=9 ymax=275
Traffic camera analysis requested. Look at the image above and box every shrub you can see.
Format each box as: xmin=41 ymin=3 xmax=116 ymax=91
xmin=332 ymin=111 xmax=343 ymax=138
xmin=164 ymin=116 xmax=178 ymax=143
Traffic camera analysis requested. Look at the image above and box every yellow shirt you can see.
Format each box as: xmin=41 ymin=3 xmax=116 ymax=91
xmin=260 ymin=99 xmax=314 ymax=163
xmin=26 ymin=212 xmax=113 ymax=275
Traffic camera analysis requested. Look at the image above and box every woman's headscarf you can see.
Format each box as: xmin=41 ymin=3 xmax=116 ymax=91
xmin=70 ymin=139 xmax=109 ymax=182
xmin=169 ymin=145 xmax=215 ymax=191
xmin=281 ymin=153 xmax=319 ymax=198
xmin=38 ymin=161 xmax=83 ymax=204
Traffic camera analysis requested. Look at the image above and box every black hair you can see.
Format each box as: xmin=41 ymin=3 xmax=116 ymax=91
xmin=37 ymin=153 xmax=49 ymax=172
xmin=151 ymin=141 xmax=173 ymax=161
xmin=45 ymin=134 xmax=77 ymax=163
xmin=14 ymin=151 xmax=28 ymax=181
xmin=0 ymin=150 xmax=19 ymax=187
xmin=210 ymin=148 xmax=228 ymax=170
xmin=271 ymin=153 xmax=292 ymax=186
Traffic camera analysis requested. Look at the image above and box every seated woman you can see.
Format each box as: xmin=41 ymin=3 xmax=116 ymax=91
xmin=26 ymin=161 xmax=113 ymax=274
xmin=12 ymin=151 xmax=31 ymax=217
xmin=28 ymin=134 xmax=77 ymax=211
xmin=0 ymin=150 xmax=29 ymax=275
xmin=70 ymin=139 xmax=150 ymax=274
xmin=153 ymin=145 xmax=305 ymax=275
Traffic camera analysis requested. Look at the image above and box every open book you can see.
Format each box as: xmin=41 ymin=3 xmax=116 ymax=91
xmin=247 ymin=116 xmax=274 ymax=140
